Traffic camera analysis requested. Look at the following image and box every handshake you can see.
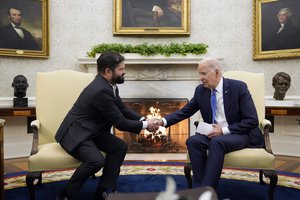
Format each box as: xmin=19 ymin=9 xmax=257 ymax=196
xmin=146 ymin=118 xmax=164 ymax=132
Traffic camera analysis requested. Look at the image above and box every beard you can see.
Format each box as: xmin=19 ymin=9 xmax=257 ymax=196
xmin=112 ymin=73 xmax=125 ymax=84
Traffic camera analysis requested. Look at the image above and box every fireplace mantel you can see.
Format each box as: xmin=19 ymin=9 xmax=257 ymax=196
xmin=78 ymin=54 xmax=216 ymax=65
xmin=78 ymin=54 xmax=224 ymax=81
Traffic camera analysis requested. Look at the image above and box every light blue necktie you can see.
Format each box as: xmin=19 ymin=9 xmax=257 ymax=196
xmin=210 ymin=89 xmax=217 ymax=123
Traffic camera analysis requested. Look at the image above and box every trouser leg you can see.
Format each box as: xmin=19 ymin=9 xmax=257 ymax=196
xmin=186 ymin=134 xmax=210 ymax=187
xmin=92 ymin=132 xmax=128 ymax=191
xmin=201 ymin=134 xmax=248 ymax=188
xmin=66 ymin=140 xmax=105 ymax=197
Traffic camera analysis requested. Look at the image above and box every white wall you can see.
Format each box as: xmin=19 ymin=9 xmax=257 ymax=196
xmin=0 ymin=0 xmax=299 ymax=97
xmin=1 ymin=1 xmax=300 ymax=158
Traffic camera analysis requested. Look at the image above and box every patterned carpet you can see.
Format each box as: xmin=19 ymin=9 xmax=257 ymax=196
xmin=4 ymin=162 xmax=300 ymax=190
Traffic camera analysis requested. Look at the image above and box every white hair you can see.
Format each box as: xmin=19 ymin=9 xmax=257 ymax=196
xmin=199 ymin=57 xmax=223 ymax=74
xmin=278 ymin=8 xmax=292 ymax=17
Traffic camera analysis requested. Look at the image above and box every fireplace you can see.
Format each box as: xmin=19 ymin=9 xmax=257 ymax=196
xmin=114 ymin=98 xmax=189 ymax=153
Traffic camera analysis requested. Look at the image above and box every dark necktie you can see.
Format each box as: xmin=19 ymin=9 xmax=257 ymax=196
xmin=210 ymin=89 xmax=217 ymax=123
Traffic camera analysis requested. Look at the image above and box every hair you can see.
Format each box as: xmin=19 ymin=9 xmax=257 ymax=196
xmin=272 ymin=72 xmax=291 ymax=86
xmin=96 ymin=52 xmax=125 ymax=74
xmin=7 ymin=6 xmax=22 ymax=16
xmin=199 ymin=57 xmax=223 ymax=74
xmin=278 ymin=8 xmax=292 ymax=17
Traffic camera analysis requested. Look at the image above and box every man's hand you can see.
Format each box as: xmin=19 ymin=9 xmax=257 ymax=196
xmin=146 ymin=118 xmax=160 ymax=132
xmin=207 ymin=124 xmax=223 ymax=138
xmin=154 ymin=118 xmax=164 ymax=126
xmin=152 ymin=6 xmax=164 ymax=17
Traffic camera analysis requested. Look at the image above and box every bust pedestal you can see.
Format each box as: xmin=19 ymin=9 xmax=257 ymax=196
xmin=13 ymin=98 xmax=28 ymax=107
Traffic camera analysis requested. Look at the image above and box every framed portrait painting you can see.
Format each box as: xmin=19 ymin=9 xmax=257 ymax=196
xmin=113 ymin=0 xmax=190 ymax=35
xmin=253 ymin=0 xmax=300 ymax=60
xmin=0 ymin=0 xmax=49 ymax=58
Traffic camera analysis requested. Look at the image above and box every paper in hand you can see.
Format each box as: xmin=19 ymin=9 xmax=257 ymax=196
xmin=196 ymin=122 xmax=213 ymax=136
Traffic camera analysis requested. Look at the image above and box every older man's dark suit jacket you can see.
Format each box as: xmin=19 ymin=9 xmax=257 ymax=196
xmin=164 ymin=78 xmax=264 ymax=148
xmin=55 ymin=75 xmax=143 ymax=153
xmin=0 ymin=24 xmax=39 ymax=50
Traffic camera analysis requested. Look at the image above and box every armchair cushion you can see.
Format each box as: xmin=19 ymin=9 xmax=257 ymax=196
xmin=29 ymin=143 xmax=106 ymax=172
xmin=28 ymin=143 xmax=80 ymax=172
xmin=223 ymin=148 xmax=275 ymax=169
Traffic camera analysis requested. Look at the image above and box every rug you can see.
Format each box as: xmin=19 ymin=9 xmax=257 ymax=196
xmin=4 ymin=162 xmax=300 ymax=200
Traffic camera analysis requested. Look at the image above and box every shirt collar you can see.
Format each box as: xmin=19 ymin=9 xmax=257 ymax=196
xmin=11 ymin=23 xmax=19 ymax=28
xmin=214 ymin=77 xmax=223 ymax=94
xmin=108 ymin=82 xmax=117 ymax=90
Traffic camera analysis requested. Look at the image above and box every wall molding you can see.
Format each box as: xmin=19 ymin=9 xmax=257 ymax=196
xmin=1 ymin=96 xmax=300 ymax=107
xmin=0 ymin=97 xmax=35 ymax=107
xmin=78 ymin=55 xmax=224 ymax=80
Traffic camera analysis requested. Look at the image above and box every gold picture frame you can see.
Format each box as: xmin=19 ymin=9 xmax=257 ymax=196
xmin=113 ymin=0 xmax=190 ymax=35
xmin=253 ymin=0 xmax=300 ymax=60
xmin=0 ymin=0 xmax=49 ymax=58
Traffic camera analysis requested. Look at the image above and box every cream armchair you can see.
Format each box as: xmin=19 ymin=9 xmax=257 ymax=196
xmin=184 ymin=71 xmax=278 ymax=200
xmin=26 ymin=70 xmax=105 ymax=200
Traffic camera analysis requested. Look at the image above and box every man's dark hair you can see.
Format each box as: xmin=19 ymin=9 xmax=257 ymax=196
xmin=97 ymin=52 xmax=125 ymax=74
xmin=7 ymin=6 xmax=22 ymax=16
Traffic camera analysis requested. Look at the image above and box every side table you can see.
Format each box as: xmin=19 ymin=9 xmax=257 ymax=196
xmin=0 ymin=107 xmax=36 ymax=133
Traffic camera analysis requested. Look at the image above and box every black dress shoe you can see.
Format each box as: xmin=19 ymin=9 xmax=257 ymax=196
xmin=93 ymin=190 xmax=110 ymax=200
xmin=56 ymin=192 xmax=71 ymax=200
xmin=99 ymin=191 xmax=110 ymax=200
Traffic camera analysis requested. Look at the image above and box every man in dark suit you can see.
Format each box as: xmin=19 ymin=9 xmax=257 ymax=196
xmin=55 ymin=52 xmax=158 ymax=200
xmin=156 ymin=57 xmax=264 ymax=189
xmin=0 ymin=7 xmax=39 ymax=50
xmin=263 ymin=7 xmax=300 ymax=51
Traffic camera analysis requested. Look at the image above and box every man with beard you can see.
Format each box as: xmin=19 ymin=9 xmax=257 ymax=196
xmin=0 ymin=6 xmax=39 ymax=50
xmin=55 ymin=52 xmax=159 ymax=200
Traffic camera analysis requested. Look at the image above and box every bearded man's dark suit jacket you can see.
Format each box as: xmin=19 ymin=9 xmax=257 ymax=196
xmin=55 ymin=74 xmax=143 ymax=196
xmin=55 ymin=74 xmax=143 ymax=153
xmin=164 ymin=77 xmax=264 ymax=188
xmin=0 ymin=24 xmax=39 ymax=50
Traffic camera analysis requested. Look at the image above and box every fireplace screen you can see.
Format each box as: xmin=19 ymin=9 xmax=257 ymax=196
xmin=114 ymin=98 xmax=189 ymax=153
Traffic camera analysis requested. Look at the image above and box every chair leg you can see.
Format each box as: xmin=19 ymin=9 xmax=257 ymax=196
xmin=184 ymin=163 xmax=193 ymax=188
xmin=259 ymin=170 xmax=264 ymax=184
xmin=26 ymin=171 xmax=42 ymax=200
xmin=36 ymin=171 xmax=42 ymax=186
xmin=259 ymin=170 xmax=278 ymax=200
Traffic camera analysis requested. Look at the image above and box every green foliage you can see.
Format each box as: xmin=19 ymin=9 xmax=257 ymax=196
xmin=87 ymin=42 xmax=208 ymax=57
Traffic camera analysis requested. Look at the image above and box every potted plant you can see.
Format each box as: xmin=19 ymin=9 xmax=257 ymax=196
xmin=87 ymin=42 xmax=208 ymax=58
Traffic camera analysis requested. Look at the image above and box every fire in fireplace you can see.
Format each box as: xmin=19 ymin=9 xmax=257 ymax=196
xmin=114 ymin=98 xmax=189 ymax=153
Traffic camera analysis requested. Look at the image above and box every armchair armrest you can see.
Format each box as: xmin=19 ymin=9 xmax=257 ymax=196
xmin=260 ymin=119 xmax=271 ymax=130
xmin=29 ymin=120 xmax=40 ymax=156
xmin=260 ymin=119 xmax=273 ymax=154
xmin=194 ymin=119 xmax=274 ymax=154
xmin=30 ymin=120 xmax=40 ymax=130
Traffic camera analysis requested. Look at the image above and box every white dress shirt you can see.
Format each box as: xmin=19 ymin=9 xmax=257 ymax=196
xmin=214 ymin=78 xmax=230 ymax=135
xmin=12 ymin=23 xmax=24 ymax=39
